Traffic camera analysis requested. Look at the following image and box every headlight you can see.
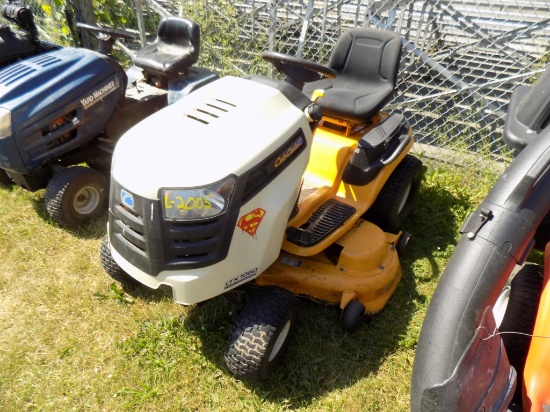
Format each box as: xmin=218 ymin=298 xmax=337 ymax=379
xmin=0 ymin=108 xmax=12 ymax=139
xmin=161 ymin=177 xmax=235 ymax=221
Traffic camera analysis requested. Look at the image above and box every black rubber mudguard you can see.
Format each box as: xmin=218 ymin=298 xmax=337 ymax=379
xmin=410 ymin=75 xmax=550 ymax=411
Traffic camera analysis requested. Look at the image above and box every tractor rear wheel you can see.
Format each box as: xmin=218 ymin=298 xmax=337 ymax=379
xmin=224 ymin=286 xmax=298 ymax=381
xmin=45 ymin=166 xmax=108 ymax=226
xmin=364 ymin=154 xmax=422 ymax=233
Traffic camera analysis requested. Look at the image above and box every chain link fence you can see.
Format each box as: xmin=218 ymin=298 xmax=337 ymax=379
xmin=27 ymin=0 xmax=550 ymax=169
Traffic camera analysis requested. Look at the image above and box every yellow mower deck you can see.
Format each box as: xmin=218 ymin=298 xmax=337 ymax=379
xmin=257 ymin=219 xmax=403 ymax=314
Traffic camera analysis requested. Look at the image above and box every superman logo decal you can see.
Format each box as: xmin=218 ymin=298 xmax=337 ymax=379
xmin=237 ymin=208 xmax=266 ymax=237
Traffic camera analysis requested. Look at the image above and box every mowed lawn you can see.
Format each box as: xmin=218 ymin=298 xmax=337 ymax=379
xmin=0 ymin=161 xmax=499 ymax=411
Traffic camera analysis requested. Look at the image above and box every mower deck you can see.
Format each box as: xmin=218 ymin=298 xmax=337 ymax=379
xmin=257 ymin=219 xmax=403 ymax=314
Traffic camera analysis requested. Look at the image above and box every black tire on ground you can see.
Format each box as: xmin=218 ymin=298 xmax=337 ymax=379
xmin=396 ymin=232 xmax=412 ymax=255
xmin=5 ymin=170 xmax=47 ymax=191
xmin=45 ymin=166 xmax=109 ymax=226
xmin=499 ymin=264 xmax=544 ymax=402
xmin=224 ymin=286 xmax=299 ymax=382
xmin=342 ymin=299 xmax=366 ymax=331
xmin=100 ymin=234 xmax=141 ymax=287
xmin=364 ymin=154 xmax=423 ymax=233
xmin=0 ymin=169 xmax=13 ymax=186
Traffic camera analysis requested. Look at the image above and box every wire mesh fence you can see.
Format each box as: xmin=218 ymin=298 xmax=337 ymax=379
xmin=27 ymin=0 xmax=550 ymax=170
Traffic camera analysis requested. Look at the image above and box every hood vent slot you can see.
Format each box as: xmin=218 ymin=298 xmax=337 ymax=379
xmin=183 ymin=97 xmax=237 ymax=125
xmin=0 ymin=54 xmax=62 ymax=86
xmin=0 ymin=64 xmax=36 ymax=86
xmin=28 ymin=54 xmax=62 ymax=67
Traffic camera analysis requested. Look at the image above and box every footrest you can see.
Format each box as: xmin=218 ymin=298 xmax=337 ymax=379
xmin=286 ymin=199 xmax=356 ymax=247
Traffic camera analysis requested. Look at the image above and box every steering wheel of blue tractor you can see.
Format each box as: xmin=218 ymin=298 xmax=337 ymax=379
xmin=262 ymin=51 xmax=336 ymax=91
xmin=76 ymin=22 xmax=137 ymax=41
xmin=76 ymin=22 xmax=137 ymax=54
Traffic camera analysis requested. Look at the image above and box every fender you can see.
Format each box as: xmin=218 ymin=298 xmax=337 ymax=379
xmin=411 ymin=80 xmax=550 ymax=410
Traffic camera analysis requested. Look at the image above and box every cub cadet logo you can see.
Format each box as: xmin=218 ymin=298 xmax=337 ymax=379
xmin=237 ymin=208 xmax=266 ymax=237
xmin=274 ymin=136 xmax=304 ymax=168
xmin=80 ymin=78 xmax=120 ymax=109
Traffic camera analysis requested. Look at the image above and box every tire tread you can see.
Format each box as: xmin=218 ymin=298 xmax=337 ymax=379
xmin=225 ymin=287 xmax=298 ymax=381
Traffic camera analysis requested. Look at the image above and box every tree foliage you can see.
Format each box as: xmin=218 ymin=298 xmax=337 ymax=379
xmin=27 ymin=0 xmax=142 ymax=46
xmin=26 ymin=0 xmax=265 ymax=76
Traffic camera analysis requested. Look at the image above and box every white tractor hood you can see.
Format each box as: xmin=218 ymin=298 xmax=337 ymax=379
xmin=112 ymin=76 xmax=311 ymax=199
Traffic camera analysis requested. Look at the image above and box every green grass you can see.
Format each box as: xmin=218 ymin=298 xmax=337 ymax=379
xmin=0 ymin=162 xmax=500 ymax=411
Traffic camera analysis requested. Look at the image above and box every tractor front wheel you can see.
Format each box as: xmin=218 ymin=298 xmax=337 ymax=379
xmin=45 ymin=166 xmax=108 ymax=226
xmin=224 ymin=286 xmax=299 ymax=381
xmin=100 ymin=234 xmax=141 ymax=288
xmin=342 ymin=299 xmax=366 ymax=331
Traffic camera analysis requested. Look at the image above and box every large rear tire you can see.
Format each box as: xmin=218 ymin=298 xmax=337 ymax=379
xmin=45 ymin=166 xmax=108 ymax=226
xmin=364 ymin=154 xmax=422 ymax=233
xmin=497 ymin=264 xmax=544 ymax=402
xmin=224 ymin=286 xmax=299 ymax=381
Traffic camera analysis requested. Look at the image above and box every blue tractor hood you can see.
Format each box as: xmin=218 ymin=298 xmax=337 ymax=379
xmin=0 ymin=47 xmax=126 ymax=173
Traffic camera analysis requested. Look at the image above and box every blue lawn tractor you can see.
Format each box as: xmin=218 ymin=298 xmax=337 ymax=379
xmin=0 ymin=5 xmax=217 ymax=226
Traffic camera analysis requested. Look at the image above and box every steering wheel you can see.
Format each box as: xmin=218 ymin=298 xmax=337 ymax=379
xmin=262 ymin=51 xmax=336 ymax=90
xmin=75 ymin=22 xmax=137 ymax=41
xmin=76 ymin=22 xmax=137 ymax=55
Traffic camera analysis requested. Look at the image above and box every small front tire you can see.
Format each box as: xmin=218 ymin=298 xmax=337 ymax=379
xmin=396 ymin=232 xmax=412 ymax=255
xmin=224 ymin=286 xmax=299 ymax=382
xmin=100 ymin=234 xmax=141 ymax=287
xmin=342 ymin=299 xmax=366 ymax=331
xmin=45 ymin=166 xmax=108 ymax=226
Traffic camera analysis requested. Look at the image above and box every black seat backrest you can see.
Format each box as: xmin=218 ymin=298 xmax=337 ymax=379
xmin=303 ymin=27 xmax=402 ymax=123
xmin=133 ymin=16 xmax=200 ymax=78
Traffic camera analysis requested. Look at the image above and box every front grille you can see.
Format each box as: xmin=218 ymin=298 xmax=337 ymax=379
xmin=166 ymin=219 xmax=223 ymax=264
xmin=109 ymin=180 xmax=237 ymax=275
xmin=113 ymin=202 xmax=146 ymax=252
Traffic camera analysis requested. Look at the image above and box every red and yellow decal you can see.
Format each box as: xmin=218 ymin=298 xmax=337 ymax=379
xmin=237 ymin=208 xmax=266 ymax=237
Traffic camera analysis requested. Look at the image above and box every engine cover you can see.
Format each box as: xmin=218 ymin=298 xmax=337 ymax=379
xmin=0 ymin=47 xmax=126 ymax=173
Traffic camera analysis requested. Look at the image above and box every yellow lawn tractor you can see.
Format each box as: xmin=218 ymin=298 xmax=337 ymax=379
xmin=100 ymin=27 xmax=423 ymax=381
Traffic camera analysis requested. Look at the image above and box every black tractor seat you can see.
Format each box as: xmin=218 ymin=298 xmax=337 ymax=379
xmin=303 ymin=27 xmax=402 ymax=123
xmin=133 ymin=16 xmax=200 ymax=78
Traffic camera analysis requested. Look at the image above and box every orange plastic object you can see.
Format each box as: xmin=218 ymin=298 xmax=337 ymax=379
xmin=522 ymin=242 xmax=550 ymax=410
